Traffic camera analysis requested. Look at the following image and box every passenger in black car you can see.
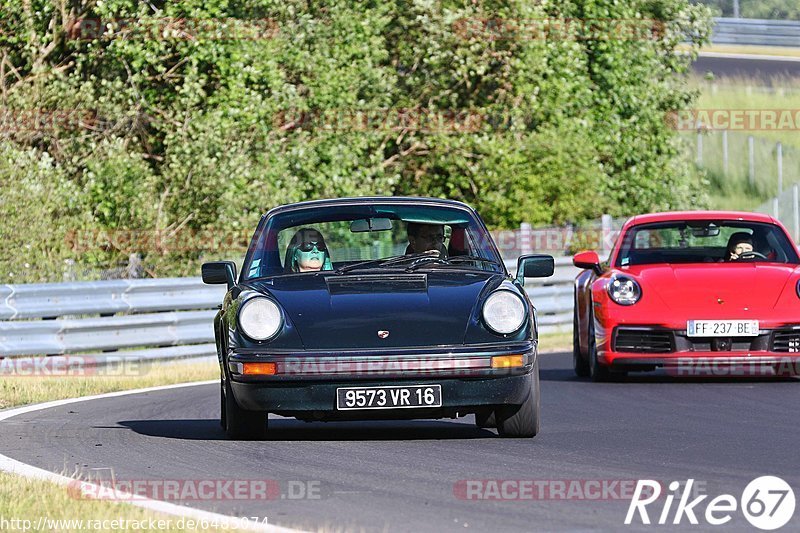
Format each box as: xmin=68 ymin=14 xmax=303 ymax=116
xmin=284 ymin=228 xmax=333 ymax=272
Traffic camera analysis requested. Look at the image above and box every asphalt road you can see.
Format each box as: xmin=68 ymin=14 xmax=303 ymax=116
xmin=693 ymin=54 xmax=800 ymax=80
xmin=2 ymin=352 xmax=799 ymax=532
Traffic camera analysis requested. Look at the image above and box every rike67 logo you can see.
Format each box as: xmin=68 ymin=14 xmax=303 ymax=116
xmin=626 ymin=477 xmax=795 ymax=530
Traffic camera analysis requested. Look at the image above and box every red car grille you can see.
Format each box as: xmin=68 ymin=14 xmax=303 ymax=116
xmin=772 ymin=331 xmax=800 ymax=353
xmin=614 ymin=328 xmax=673 ymax=353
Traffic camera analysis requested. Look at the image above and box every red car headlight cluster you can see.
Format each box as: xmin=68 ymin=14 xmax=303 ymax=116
xmin=607 ymin=275 xmax=642 ymax=306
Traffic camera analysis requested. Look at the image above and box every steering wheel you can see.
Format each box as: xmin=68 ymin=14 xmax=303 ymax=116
xmin=407 ymin=250 xmax=448 ymax=269
xmin=738 ymin=251 xmax=767 ymax=260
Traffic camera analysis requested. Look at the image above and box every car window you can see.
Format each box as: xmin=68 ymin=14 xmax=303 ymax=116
xmin=242 ymin=203 xmax=503 ymax=279
xmin=617 ymin=221 xmax=799 ymax=266
xmin=276 ymin=221 xmax=452 ymax=266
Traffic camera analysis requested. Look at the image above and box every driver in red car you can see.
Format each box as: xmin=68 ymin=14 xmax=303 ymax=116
xmin=725 ymin=232 xmax=755 ymax=261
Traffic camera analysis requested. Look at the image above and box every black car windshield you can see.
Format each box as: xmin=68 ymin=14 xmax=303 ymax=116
xmin=241 ymin=202 xmax=504 ymax=279
xmin=615 ymin=221 xmax=800 ymax=266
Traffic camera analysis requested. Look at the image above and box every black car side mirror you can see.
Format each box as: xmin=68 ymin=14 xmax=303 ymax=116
xmin=202 ymin=261 xmax=237 ymax=288
xmin=516 ymin=254 xmax=555 ymax=285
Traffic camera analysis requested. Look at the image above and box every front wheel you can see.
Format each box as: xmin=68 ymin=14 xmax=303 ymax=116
xmin=221 ymin=378 xmax=268 ymax=440
xmin=496 ymin=362 xmax=540 ymax=438
xmin=587 ymin=307 xmax=612 ymax=382
xmin=573 ymin=302 xmax=590 ymax=377
xmin=475 ymin=410 xmax=496 ymax=429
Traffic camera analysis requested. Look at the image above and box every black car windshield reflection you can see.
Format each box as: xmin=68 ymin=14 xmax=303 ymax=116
xmin=241 ymin=202 xmax=505 ymax=280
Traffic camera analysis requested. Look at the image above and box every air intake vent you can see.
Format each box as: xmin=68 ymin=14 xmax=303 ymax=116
xmin=772 ymin=331 xmax=800 ymax=353
xmin=614 ymin=328 xmax=673 ymax=353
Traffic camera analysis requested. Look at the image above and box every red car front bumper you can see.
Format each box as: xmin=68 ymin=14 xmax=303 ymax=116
xmin=599 ymin=350 xmax=800 ymax=376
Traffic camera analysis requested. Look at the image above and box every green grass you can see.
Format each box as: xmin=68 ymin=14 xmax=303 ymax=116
xmin=0 ymin=361 xmax=218 ymax=410
xmin=686 ymin=76 xmax=800 ymax=211
xmin=0 ymin=361 xmax=234 ymax=532
xmin=0 ymin=472 xmax=244 ymax=533
xmin=538 ymin=331 xmax=572 ymax=354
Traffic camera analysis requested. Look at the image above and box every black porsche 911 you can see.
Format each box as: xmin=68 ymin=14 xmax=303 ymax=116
xmin=202 ymin=197 xmax=554 ymax=439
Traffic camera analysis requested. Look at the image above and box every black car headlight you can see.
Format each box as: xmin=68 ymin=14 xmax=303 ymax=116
xmin=607 ymin=275 xmax=642 ymax=306
xmin=482 ymin=290 xmax=526 ymax=334
xmin=796 ymin=279 xmax=800 ymax=299
xmin=238 ymin=297 xmax=283 ymax=341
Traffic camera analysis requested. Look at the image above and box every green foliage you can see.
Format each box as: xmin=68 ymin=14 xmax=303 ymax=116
xmin=0 ymin=0 xmax=711 ymax=280
xmin=0 ymin=145 xmax=89 ymax=282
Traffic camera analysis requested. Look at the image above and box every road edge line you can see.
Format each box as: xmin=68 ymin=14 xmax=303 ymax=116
xmin=0 ymin=380 xmax=303 ymax=533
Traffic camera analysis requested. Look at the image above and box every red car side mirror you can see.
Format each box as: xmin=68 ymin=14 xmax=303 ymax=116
xmin=573 ymin=251 xmax=603 ymax=275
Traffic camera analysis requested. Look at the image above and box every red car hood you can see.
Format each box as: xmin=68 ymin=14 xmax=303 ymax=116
xmin=622 ymin=263 xmax=800 ymax=313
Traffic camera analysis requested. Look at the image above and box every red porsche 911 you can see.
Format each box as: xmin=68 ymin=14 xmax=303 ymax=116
xmin=572 ymin=211 xmax=800 ymax=380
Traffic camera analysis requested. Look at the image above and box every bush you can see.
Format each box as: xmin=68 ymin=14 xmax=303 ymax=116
xmin=0 ymin=0 xmax=712 ymax=279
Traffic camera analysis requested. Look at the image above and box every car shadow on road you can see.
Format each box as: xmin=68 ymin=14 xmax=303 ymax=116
xmin=117 ymin=417 xmax=498 ymax=441
xmin=539 ymin=367 xmax=799 ymax=384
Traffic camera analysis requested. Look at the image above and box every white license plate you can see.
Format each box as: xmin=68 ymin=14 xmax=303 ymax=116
xmin=336 ymin=385 xmax=442 ymax=410
xmin=687 ymin=320 xmax=759 ymax=337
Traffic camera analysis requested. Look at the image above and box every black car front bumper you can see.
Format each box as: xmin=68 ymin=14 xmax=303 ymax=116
xmin=226 ymin=343 xmax=536 ymax=420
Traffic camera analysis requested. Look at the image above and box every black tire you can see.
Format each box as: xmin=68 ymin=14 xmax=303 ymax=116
xmin=220 ymin=378 xmax=227 ymax=429
xmin=496 ymin=361 xmax=540 ymax=438
xmin=222 ymin=378 xmax=268 ymax=440
xmin=475 ymin=410 xmax=496 ymax=428
xmin=573 ymin=300 xmax=590 ymax=378
xmin=587 ymin=306 xmax=612 ymax=382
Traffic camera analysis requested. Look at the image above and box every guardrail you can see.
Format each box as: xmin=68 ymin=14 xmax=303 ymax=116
xmin=712 ymin=18 xmax=800 ymax=48
xmin=0 ymin=261 xmax=578 ymax=361
xmin=510 ymin=257 xmax=577 ymax=334
xmin=0 ymin=278 xmax=225 ymax=362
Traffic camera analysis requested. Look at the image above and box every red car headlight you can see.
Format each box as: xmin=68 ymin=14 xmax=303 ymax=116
xmin=607 ymin=275 xmax=642 ymax=306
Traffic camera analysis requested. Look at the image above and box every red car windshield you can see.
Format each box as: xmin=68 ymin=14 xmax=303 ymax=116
xmin=615 ymin=221 xmax=800 ymax=266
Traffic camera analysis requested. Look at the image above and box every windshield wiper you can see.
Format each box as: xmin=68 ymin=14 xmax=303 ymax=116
xmin=447 ymin=255 xmax=501 ymax=266
xmin=334 ymin=258 xmax=392 ymax=274
xmin=404 ymin=254 xmax=502 ymax=272
xmin=334 ymin=252 xmax=439 ymax=274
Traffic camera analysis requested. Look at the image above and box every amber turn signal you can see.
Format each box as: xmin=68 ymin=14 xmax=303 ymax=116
xmin=242 ymin=362 xmax=277 ymax=375
xmin=490 ymin=355 xmax=525 ymax=369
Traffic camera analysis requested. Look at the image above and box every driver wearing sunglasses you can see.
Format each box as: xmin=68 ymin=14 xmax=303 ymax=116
xmin=284 ymin=228 xmax=333 ymax=273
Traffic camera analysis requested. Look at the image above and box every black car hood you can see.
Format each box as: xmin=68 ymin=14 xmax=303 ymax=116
xmin=247 ymin=271 xmax=501 ymax=349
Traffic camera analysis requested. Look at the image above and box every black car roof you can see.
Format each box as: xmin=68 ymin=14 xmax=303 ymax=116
xmin=263 ymin=196 xmax=477 ymax=218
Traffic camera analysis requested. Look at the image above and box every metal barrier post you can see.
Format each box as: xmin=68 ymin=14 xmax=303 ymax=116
xmin=794 ymin=184 xmax=800 ymax=243
xmin=696 ymin=126 xmax=703 ymax=166
xmin=519 ymin=223 xmax=532 ymax=256
xmin=722 ymin=130 xmax=728 ymax=175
